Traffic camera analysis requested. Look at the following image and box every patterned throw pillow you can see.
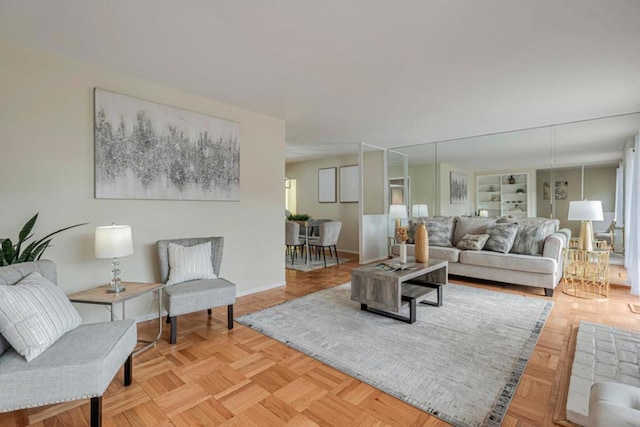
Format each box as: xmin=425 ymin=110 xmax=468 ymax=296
xmin=167 ymin=242 xmax=217 ymax=285
xmin=427 ymin=222 xmax=453 ymax=247
xmin=456 ymin=234 xmax=490 ymax=250
xmin=484 ymin=223 xmax=519 ymax=254
xmin=0 ymin=272 xmax=82 ymax=362
xmin=511 ymin=225 xmax=548 ymax=255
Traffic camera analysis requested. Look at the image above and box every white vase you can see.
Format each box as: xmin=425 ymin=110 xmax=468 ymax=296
xmin=399 ymin=243 xmax=407 ymax=264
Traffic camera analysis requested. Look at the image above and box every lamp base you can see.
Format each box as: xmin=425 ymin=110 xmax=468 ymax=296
xmin=577 ymin=220 xmax=594 ymax=251
xmin=107 ymin=287 xmax=126 ymax=294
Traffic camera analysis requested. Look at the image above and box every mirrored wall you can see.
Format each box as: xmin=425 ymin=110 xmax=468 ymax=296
xmin=390 ymin=112 xmax=640 ymax=243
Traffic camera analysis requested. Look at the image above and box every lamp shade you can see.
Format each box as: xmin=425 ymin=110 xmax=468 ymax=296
xmin=389 ymin=204 xmax=408 ymax=219
xmin=567 ymin=200 xmax=604 ymax=221
xmin=95 ymin=225 xmax=134 ymax=259
xmin=412 ymin=204 xmax=429 ymax=217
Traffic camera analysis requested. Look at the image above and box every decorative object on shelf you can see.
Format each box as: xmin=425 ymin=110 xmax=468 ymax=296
xmin=0 ymin=213 xmax=87 ymax=266
xmin=478 ymin=209 xmax=489 ymax=217
xmin=508 ymin=175 xmax=516 ymax=184
xmin=489 ymin=185 xmax=495 ymax=192
xmin=415 ymin=223 xmax=429 ymax=263
xmin=516 ymin=188 xmax=525 ymax=193
xmin=491 ymin=195 xmax=500 ymax=202
xmin=568 ymin=200 xmax=604 ymax=251
xmin=94 ymin=88 xmax=240 ymax=201
xmin=511 ymin=205 xmax=523 ymax=213
xmin=95 ymin=224 xmax=134 ymax=293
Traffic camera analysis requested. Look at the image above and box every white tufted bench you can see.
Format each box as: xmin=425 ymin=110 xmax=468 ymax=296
xmin=588 ymin=382 xmax=640 ymax=426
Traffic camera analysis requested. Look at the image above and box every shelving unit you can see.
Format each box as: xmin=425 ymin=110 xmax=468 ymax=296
xmin=477 ymin=172 xmax=530 ymax=217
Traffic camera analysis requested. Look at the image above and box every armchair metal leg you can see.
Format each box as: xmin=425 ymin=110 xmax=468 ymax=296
xmin=90 ymin=396 xmax=102 ymax=427
xmin=227 ymin=305 xmax=234 ymax=329
xmin=322 ymin=247 xmax=327 ymax=267
xmin=124 ymin=354 xmax=133 ymax=386
xmin=169 ymin=316 xmax=177 ymax=344
xmin=334 ymin=245 xmax=339 ymax=265
xmin=207 ymin=308 xmax=212 ymax=315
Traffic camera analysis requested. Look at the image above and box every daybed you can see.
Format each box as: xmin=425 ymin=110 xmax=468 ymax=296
xmin=393 ymin=216 xmax=570 ymax=297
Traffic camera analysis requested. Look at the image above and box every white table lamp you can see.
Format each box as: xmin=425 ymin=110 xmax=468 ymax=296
xmin=412 ymin=204 xmax=429 ymax=219
xmin=568 ymin=200 xmax=604 ymax=251
xmin=95 ymin=225 xmax=133 ymax=293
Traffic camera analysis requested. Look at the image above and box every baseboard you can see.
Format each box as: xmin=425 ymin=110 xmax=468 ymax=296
xmin=237 ymin=281 xmax=286 ymax=297
xmin=359 ymin=255 xmax=388 ymax=264
xmin=337 ymin=249 xmax=359 ymax=255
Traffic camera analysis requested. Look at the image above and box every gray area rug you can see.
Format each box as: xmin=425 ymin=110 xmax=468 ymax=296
xmin=238 ymin=282 xmax=552 ymax=427
xmin=285 ymin=254 xmax=352 ymax=271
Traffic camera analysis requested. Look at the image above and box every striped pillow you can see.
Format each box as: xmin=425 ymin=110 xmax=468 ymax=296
xmin=0 ymin=272 xmax=82 ymax=362
xmin=167 ymin=242 xmax=217 ymax=285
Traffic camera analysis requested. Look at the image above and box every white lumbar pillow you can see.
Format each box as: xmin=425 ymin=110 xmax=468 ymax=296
xmin=0 ymin=272 xmax=82 ymax=362
xmin=167 ymin=242 xmax=217 ymax=285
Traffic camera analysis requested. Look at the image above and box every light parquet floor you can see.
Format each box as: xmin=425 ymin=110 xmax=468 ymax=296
xmin=2 ymin=256 xmax=638 ymax=426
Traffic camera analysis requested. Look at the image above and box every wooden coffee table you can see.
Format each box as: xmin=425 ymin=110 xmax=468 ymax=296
xmin=350 ymin=258 xmax=448 ymax=324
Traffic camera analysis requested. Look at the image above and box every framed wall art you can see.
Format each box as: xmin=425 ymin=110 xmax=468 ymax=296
xmin=339 ymin=165 xmax=359 ymax=202
xmin=543 ymin=181 xmax=568 ymax=200
xmin=94 ymin=88 xmax=240 ymax=201
xmin=318 ymin=167 xmax=337 ymax=203
xmin=450 ymin=171 xmax=468 ymax=204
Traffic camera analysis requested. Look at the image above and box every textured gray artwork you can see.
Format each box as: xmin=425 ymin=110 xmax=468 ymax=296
xmin=94 ymin=88 xmax=240 ymax=200
xmin=450 ymin=171 xmax=468 ymax=204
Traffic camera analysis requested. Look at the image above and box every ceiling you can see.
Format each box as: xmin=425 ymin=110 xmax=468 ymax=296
xmin=2 ymin=0 xmax=640 ymax=164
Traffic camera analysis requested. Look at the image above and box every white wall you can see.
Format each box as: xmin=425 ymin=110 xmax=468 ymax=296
xmin=0 ymin=43 xmax=286 ymax=322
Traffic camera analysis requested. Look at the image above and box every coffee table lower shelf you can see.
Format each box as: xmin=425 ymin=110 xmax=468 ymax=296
xmin=360 ymin=281 xmax=443 ymax=323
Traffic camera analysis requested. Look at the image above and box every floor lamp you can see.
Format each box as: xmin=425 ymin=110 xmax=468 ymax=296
xmin=568 ymin=200 xmax=604 ymax=251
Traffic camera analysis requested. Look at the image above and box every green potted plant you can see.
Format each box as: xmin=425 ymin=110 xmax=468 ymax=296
xmin=0 ymin=213 xmax=87 ymax=265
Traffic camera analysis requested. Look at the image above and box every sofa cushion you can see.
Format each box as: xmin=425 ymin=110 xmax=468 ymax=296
xmin=511 ymin=224 xmax=549 ymax=255
xmin=453 ymin=217 xmax=497 ymax=246
xmin=484 ymin=223 xmax=519 ymax=254
xmin=427 ymin=221 xmax=453 ymax=247
xmin=167 ymin=242 xmax=217 ymax=285
xmin=456 ymin=234 xmax=490 ymax=250
xmin=0 ymin=272 xmax=82 ymax=362
xmin=459 ymin=251 xmax=557 ymax=274
xmin=429 ymin=246 xmax=461 ymax=263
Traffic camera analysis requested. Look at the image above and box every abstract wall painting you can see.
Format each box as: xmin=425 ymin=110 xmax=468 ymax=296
xmin=450 ymin=171 xmax=468 ymax=204
xmin=94 ymin=88 xmax=240 ymax=201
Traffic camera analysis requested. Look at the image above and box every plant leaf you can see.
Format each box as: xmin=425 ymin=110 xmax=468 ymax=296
xmin=18 ymin=214 xmax=38 ymax=242
xmin=32 ymin=240 xmax=51 ymax=261
xmin=32 ymin=223 xmax=88 ymax=249
xmin=17 ymin=241 xmax=38 ymax=263
xmin=2 ymin=239 xmax=14 ymax=265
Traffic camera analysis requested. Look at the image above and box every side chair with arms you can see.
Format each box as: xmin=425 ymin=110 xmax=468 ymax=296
xmin=156 ymin=237 xmax=236 ymax=344
xmin=285 ymin=221 xmax=305 ymax=264
xmin=309 ymin=221 xmax=342 ymax=267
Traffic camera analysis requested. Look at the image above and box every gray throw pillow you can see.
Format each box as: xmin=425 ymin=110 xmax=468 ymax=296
xmin=511 ymin=225 xmax=548 ymax=255
xmin=456 ymin=234 xmax=490 ymax=250
xmin=484 ymin=223 xmax=519 ymax=253
xmin=427 ymin=222 xmax=453 ymax=247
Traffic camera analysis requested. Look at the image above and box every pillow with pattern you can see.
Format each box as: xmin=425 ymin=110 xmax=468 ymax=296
xmin=427 ymin=222 xmax=453 ymax=247
xmin=511 ymin=225 xmax=548 ymax=255
xmin=484 ymin=223 xmax=519 ymax=253
xmin=456 ymin=234 xmax=490 ymax=250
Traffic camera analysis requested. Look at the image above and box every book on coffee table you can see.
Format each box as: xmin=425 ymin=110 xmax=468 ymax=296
xmin=375 ymin=262 xmax=415 ymax=272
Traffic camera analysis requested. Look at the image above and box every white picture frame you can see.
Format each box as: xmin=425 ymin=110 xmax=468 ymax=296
xmin=318 ymin=167 xmax=337 ymax=203
xmin=340 ymin=165 xmax=359 ymax=202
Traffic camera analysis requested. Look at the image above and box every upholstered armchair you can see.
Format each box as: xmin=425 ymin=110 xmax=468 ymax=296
xmin=309 ymin=221 xmax=342 ymax=267
xmin=156 ymin=237 xmax=236 ymax=344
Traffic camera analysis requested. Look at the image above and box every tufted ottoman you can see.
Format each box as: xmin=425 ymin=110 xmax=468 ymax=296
xmin=588 ymin=382 xmax=640 ymax=426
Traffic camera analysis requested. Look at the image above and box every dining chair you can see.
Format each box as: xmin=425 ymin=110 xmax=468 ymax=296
xmin=285 ymin=221 xmax=305 ymax=264
xmin=309 ymin=221 xmax=342 ymax=267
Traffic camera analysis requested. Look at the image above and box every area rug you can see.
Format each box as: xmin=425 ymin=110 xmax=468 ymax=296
xmin=238 ymin=282 xmax=552 ymax=427
xmin=285 ymin=254 xmax=352 ymax=272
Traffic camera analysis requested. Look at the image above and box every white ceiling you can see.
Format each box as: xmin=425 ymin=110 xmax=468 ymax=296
xmin=2 ymin=0 xmax=640 ymax=164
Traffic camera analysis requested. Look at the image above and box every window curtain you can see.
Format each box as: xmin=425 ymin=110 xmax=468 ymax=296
xmin=626 ymin=134 xmax=640 ymax=295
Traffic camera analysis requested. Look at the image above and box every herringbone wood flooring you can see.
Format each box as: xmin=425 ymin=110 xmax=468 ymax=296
xmin=1 ymin=255 xmax=638 ymax=426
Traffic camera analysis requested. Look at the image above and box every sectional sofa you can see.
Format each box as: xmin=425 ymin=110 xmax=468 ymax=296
xmin=393 ymin=216 xmax=570 ymax=297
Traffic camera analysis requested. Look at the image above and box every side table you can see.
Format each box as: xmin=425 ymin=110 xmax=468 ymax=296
xmin=562 ymin=248 xmax=610 ymax=300
xmin=68 ymin=282 xmax=167 ymax=355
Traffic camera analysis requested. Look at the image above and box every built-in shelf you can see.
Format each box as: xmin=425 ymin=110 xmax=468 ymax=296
xmin=477 ymin=172 xmax=531 ymax=217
